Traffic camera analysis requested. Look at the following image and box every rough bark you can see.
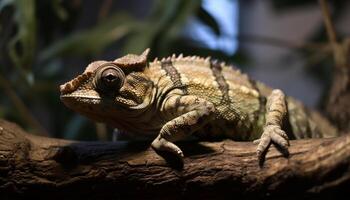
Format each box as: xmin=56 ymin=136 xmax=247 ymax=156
xmin=0 ymin=119 xmax=350 ymax=200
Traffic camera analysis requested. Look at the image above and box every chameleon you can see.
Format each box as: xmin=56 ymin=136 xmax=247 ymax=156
xmin=60 ymin=49 xmax=337 ymax=163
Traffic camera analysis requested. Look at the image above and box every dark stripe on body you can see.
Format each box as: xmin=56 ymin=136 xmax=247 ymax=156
xmin=210 ymin=60 xmax=230 ymax=104
xmin=209 ymin=60 xmax=248 ymax=138
xmin=161 ymin=60 xmax=188 ymax=94
xmin=129 ymin=73 xmax=152 ymax=83
xmin=250 ymin=80 xmax=267 ymax=114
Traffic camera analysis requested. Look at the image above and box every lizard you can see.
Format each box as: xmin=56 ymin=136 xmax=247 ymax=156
xmin=59 ymin=48 xmax=338 ymax=164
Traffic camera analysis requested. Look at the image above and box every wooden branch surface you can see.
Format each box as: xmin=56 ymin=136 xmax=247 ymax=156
xmin=0 ymin=119 xmax=349 ymax=199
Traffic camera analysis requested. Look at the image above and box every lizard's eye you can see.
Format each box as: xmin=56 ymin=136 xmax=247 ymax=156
xmin=95 ymin=63 xmax=125 ymax=93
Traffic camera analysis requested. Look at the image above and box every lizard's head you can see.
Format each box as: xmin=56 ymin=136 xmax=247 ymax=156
xmin=59 ymin=49 xmax=154 ymax=125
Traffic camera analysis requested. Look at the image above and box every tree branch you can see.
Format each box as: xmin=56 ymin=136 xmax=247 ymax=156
xmin=319 ymin=0 xmax=338 ymax=47
xmin=318 ymin=0 xmax=350 ymax=132
xmin=0 ymin=119 xmax=349 ymax=199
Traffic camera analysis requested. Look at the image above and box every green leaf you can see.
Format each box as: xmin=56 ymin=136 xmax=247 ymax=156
xmin=121 ymin=0 xmax=181 ymax=54
xmin=51 ymin=0 xmax=69 ymax=21
xmin=123 ymin=0 xmax=202 ymax=56
xmin=39 ymin=13 xmax=136 ymax=61
xmin=5 ymin=0 xmax=37 ymax=85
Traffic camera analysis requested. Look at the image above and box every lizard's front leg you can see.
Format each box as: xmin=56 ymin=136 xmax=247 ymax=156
xmin=151 ymin=95 xmax=215 ymax=159
xmin=255 ymin=89 xmax=289 ymax=163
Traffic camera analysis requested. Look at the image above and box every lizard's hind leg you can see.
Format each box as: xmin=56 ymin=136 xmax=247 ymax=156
xmin=151 ymin=95 xmax=216 ymax=159
xmin=254 ymin=89 xmax=290 ymax=164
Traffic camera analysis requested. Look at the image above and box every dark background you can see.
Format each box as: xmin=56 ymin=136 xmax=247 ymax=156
xmin=0 ymin=0 xmax=349 ymax=140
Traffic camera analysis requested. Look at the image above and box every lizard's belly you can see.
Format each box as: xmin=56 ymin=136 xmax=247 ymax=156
xmin=193 ymin=119 xmax=252 ymax=141
xmin=110 ymin=117 xmax=162 ymax=139
xmin=194 ymin=106 xmax=265 ymax=141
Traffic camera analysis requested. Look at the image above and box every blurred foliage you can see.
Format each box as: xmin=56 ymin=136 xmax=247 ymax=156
xmin=0 ymin=0 xmax=347 ymax=140
xmin=271 ymin=0 xmax=348 ymax=96
xmin=39 ymin=12 xmax=134 ymax=61
xmin=1 ymin=0 xmax=36 ymax=85
xmin=0 ymin=0 xmax=238 ymax=140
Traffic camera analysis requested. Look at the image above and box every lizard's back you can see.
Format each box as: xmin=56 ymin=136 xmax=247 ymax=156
xmin=144 ymin=56 xmax=337 ymax=141
xmin=145 ymin=56 xmax=265 ymax=140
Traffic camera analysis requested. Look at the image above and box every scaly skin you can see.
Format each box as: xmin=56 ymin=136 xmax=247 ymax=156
xmin=60 ymin=49 xmax=338 ymax=164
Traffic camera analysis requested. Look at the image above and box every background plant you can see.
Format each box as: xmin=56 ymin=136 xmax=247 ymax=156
xmin=0 ymin=0 xmax=347 ymax=140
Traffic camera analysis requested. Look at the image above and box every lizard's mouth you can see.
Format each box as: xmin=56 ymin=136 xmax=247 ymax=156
xmin=60 ymin=89 xmax=102 ymax=107
xmin=60 ymin=91 xmax=134 ymax=127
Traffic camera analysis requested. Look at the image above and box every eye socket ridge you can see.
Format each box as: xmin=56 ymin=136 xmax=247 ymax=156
xmin=94 ymin=63 xmax=125 ymax=93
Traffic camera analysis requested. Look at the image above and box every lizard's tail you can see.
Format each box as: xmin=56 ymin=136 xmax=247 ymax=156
xmin=286 ymin=97 xmax=339 ymax=139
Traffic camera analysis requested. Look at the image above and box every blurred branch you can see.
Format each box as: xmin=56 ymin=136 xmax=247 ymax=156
xmin=319 ymin=0 xmax=350 ymax=132
xmin=319 ymin=0 xmax=338 ymax=48
xmin=0 ymin=73 xmax=48 ymax=136
xmin=237 ymin=34 xmax=328 ymax=50
xmin=319 ymin=0 xmax=349 ymax=70
xmin=237 ymin=34 xmax=329 ymax=51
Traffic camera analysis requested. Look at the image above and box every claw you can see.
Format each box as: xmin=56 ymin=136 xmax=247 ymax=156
xmin=176 ymin=149 xmax=184 ymax=158
xmin=255 ymin=125 xmax=290 ymax=165
xmin=151 ymin=135 xmax=184 ymax=160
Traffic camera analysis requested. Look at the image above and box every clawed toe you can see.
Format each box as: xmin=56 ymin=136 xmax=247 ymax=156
xmin=151 ymin=136 xmax=184 ymax=160
xmin=255 ymin=125 xmax=290 ymax=164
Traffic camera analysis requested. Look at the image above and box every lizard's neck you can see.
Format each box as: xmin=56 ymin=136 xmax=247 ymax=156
xmin=109 ymin=85 xmax=161 ymax=135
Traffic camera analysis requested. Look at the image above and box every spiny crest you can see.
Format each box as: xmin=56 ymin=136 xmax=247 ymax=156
xmin=60 ymin=71 xmax=93 ymax=95
xmin=150 ymin=53 xmax=240 ymax=73
xmin=113 ymin=48 xmax=150 ymax=72
xmin=151 ymin=54 xmax=211 ymax=65
xmin=175 ymin=55 xmax=208 ymax=63
xmin=60 ymin=60 xmax=108 ymax=95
